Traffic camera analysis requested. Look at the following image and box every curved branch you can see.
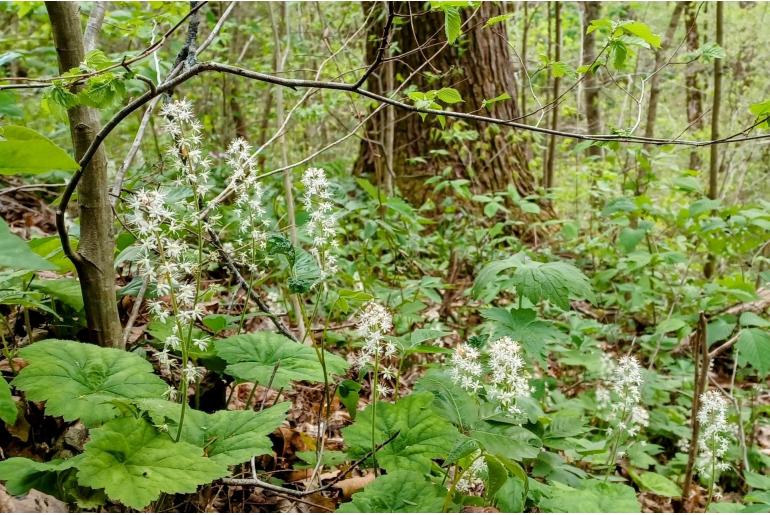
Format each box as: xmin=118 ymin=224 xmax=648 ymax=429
xmin=55 ymin=60 xmax=770 ymax=267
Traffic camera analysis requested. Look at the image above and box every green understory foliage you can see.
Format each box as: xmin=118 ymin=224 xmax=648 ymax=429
xmin=1 ymin=1 xmax=770 ymax=513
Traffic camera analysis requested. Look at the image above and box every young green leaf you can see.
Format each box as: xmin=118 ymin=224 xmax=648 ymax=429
xmin=484 ymin=13 xmax=514 ymax=28
xmin=13 ymin=339 xmax=168 ymax=426
xmin=444 ymin=7 xmax=462 ymax=44
xmin=436 ymin=87 xmax=463 ymax=104
xmin=619 ymin=21 xmax=661 ymax=49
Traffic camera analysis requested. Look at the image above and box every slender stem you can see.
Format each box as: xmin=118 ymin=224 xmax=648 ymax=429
xmin=371 ymin=351 xmax=380 ymax=475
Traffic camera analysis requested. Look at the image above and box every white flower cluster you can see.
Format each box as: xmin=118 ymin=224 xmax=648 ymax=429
xmin=696 ymin=390 xmax=734 ymax=475
xmin=301 ymin=167 xmax=338 ymax=274
xmin=127 ymin=100 xmax=215 ymax=375
xmin=450 ymin=337 xmax=531 ymax=416
xmin=449 ymin=344 xmax=483 ymax=392
xmin=159 ymin=99 xmax=212 ymax=196
xmin=224 ymin=138 xmax=270 ymax=271
xmin=605 ymin=355 xmax=649 ymax=438
xmin=455 ymin=453 xmax=488 ymax=495
xmin=487 ymin=337 xmax=531 ymax=415
xmin=354 ymin=302 xmax=394 ymax=369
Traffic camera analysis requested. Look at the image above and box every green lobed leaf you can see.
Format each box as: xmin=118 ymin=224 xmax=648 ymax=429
xmin=215 ymin=332 xmax=348 ymax=389
xmin=481 ymin=307 xmax=562 ymax=360
xmin=0 ymin=217 xmax=57 ymax=271
xmin=471 ymin=253 xmax=527 ymax=298
xmin=76 ymin=416 xmax=227 ymax=510
xmin=13 ymin=339 xmax=168 ymax=426
xmin=511 ymin=259 xmax=594 ymax=310
xmin=0 ymin=125 xmax=79 ymax=175
xmin=341 ymin=392 xmax=462 ymax=474
xmin=138 ymin=399 xmax=288 ymax=467
xmin=337 ymin=470 xmax=448 ymax=512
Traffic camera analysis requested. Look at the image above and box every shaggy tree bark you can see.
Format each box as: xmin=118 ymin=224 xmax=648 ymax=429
xmin=46 ymin=2 xmax=123 ymax=348
xmin=356 ymin=2 xmax=539 ymax=206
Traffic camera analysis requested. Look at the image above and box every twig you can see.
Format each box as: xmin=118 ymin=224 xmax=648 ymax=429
xmin=208 ymin=229 xmax=297 ymax=341
xmin=122 ymin=276 xmax=149 ymax=347
xmin=352 ymin=2 xmax=394 ymax=90
xmin=221 ymin=430 xmax=400 ymax=495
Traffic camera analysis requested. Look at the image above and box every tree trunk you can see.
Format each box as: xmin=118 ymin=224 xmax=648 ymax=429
xmin=704 ymin=2 xmax=723 ymax=279
xmin=644 ymin=2 xmax=684 ymax=140
xmin=46 ymin=2 xmax=123 ymax=348
xmin=581 ymin=1 xmax=601 ymax=148
xmin=356 ymin=2 xmax=539 ymax=207
xmin=683 ymin=1 xmax=704 ymax=170
xmin=544 ymin=2 xmax=561 ymax=190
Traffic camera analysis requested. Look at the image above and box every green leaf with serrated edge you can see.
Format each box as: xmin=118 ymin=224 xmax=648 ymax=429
xmin=736 ymin=329 xmax=770 ymax=377
xmin=436 ymin=87 xmax=463 ymax=104
xmin=444 ymin=7 xmax=461 ymax=44
xmin=342 ymin=392 xmax=462 ymax=474
xmin=0 ymin=125 xmax=79 ymax=175
xmin=203 ymin=403 xmax=287 ymax=466
xmin=620 ymin=21 xmax=661 ymax=48
xmin=511 ymin=259 xmax=594 ymax=310
xmin=471 ymin=253 xmax=527 ymax=298
xmin=0 ymin=376 xmax=16 ymax=425
xmin=13 ymin=339 xmax=168 ymax=426
xmin=215 ymin=332 xmax=348 ymax=389
xmin=481 ymin=307 xmax=562 ymax=360
xmin=137 ymin=399 xmax=288 ymax=467
xmin=338 ymin=470 xmax=448 ymax=512
xmin=76 ymin=416 xmax=226 ymax=510
xmin=0 ymin=217 xmax=57 ymax=271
